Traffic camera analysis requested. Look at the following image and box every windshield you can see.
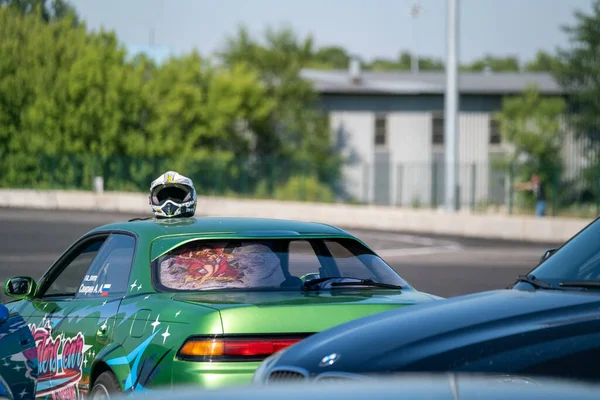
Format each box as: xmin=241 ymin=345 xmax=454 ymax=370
xmin=526 ymin=217 xmax=600 ymax=286
xmin=152 ymin=237 xmax=408 ymax=292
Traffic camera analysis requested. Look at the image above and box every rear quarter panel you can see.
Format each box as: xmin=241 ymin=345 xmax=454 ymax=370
xmin=109 ymin=294 xmax=223 ymax=392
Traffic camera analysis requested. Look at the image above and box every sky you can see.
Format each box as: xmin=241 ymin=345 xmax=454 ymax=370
xmin=69 ymin=0 xmax=594 ymax=65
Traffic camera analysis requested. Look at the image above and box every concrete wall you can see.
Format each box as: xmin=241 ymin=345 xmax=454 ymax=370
xmin=0 ymin=189 xmax=592 ymax=244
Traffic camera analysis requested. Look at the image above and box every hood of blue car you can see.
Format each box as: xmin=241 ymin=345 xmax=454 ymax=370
xmin=268 ymin=289 xmax=600 ymax=378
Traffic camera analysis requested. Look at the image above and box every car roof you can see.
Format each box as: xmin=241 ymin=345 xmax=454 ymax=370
xmin=89 ymin=216 xmax=353 ymax=239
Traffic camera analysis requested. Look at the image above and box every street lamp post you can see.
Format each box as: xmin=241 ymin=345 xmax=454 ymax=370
xmin=444 ymin=0 xmax=460 ymax=211
xmin=410 ymin=1 xmax=422 ymax=74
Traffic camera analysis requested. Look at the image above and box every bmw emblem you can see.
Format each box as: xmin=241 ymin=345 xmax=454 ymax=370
xmin=319 ymin=353 xmax=340 ymax=367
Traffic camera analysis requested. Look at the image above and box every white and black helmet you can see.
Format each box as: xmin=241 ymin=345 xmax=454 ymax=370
xmin=149 ymin=171 xmax=197 ymax=218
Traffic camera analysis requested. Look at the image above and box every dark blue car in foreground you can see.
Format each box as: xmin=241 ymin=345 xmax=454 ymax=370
xmin=0 ymin=300 xmax=37 ymax=400
xmin=252 ymin=215 xmax=600 ymax=385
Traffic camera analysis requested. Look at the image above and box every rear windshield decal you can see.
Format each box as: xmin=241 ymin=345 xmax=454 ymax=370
xmin=158 ymin=243 xmax=286 ymax=290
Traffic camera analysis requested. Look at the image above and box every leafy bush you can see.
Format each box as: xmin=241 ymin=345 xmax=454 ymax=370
xmin=274 ymin=175 xmax=335 ymax=203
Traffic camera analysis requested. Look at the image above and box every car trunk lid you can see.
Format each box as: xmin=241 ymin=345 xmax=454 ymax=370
xmin=172 ymin=290 xmax=436 ymax=334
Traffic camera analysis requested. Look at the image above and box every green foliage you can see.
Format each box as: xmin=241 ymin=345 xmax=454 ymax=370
xmin=524 ymin=50 xmax=562 ymax=73
xmin=0 ymin=0 xmax=77 ymax=23
xmin=494 ymin=84 xmax=567 ymax=204
xmin=0 ymin=9 xmax=338 ymax=201
xmin=554 ymin=0 xmax=600 ymax=149
xmin=460 ymin=55 xmax=521 ymax=72
xmin=312 ymin=46 xmax=351 ymax=69
xmin=364 ymin=51 xmax=443 ymax=71
xmin=0 ymin=0 xmax=588 ymax=209
xmin=274 ymin=175 xmax=335 ymax=203
xmin=217 ymin=24 xmax=343 ymax=190
xmin=411 ymin=195 xmax=422 ymax=209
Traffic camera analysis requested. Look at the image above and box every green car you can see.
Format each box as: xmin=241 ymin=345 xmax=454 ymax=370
xmin=3 ymin=216 xmax=442 ymax=399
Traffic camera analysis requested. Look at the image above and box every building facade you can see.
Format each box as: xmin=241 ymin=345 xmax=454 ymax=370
xmin=301 ymin=68 xmax=580 ymax=208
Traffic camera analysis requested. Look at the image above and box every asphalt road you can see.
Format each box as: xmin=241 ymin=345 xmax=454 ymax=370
xmin=0 ymin=208 xmax=564 ymax=299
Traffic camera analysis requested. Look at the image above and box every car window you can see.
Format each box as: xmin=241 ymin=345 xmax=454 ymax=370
xmin=76 ymin=234 xmax=136 ymax=298
xmin=152 ymin=238 xmax=408 ymax=291
xmin=287 ymin=240 xmax=322 ymax=278
xmin=324 ymin=240 xmax=376 ymax=280
xmin=42 ymin=238 xmax=107 ymax=298
xmin=529 ymin=217 xmax=600 ymax=284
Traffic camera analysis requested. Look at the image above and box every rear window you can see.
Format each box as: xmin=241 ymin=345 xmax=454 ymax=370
xmin=152 ymin=238 xmax=408 ymax=292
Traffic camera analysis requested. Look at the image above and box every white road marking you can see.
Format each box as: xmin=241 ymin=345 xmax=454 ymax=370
xmin=376 ymin=244 xmax=462 ymax=258
xmin=353 ymin=230 xmax=464 ymax=259
xmin=352 ymin=231 xmax=460 ymax=247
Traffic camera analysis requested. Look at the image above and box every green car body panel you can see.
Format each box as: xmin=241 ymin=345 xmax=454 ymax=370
xmin=3 ymin=217 xmax=442 ymax=398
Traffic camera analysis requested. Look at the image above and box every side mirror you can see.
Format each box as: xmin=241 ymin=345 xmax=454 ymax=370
xmin=4 ymin=277 xmax=36 ymax=300
xmin=0 ymin=304 xmax=8 ymax=325
xmin=540 ymin=248 xmax=557 ymax=263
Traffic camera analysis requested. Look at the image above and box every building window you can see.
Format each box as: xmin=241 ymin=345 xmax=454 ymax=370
xmin=374 ymin=115 xmax=387 ymax=146
xmin=432 ymin=114 xmax=444 ymax=145
xmin=490 ymin=118 xmax=502 ymax=144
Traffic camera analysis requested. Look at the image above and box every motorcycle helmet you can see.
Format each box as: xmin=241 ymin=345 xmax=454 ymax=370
xmin=149 ymin=171 xmax=197 ymax=218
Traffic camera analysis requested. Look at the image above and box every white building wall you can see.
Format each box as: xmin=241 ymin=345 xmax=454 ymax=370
xmin=458 ymin=113 xmax=490 ymax=206
xmin=388 ymin=113 xmax=432 ymax=206
xmin=329 ymin=107 xmax=591 ymax=208
xmin=330 ymin=110 xmax=518 ymax=207
xmin=330 ymin=111 xmax=374 ymax=202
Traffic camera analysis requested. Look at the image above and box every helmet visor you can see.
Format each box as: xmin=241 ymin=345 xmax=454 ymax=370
xmin=151 ymin=183 xmax=192 ymax=206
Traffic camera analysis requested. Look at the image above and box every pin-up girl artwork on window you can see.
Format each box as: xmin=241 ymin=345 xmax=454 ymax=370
xmin=158 ymin=241 xmax=286 ymax=290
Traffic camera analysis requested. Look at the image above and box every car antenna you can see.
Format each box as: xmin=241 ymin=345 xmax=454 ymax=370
xmin=128 ymin=217 xmax=153 ymax=222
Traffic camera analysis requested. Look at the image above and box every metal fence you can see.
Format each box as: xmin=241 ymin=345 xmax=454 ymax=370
xmin=1 ymin=152 xmax=599 ymax=218
xmin=347 ymin=159 xmax=600 ymax=218
xmin=0 ymin=153 xmax=338 ymax=202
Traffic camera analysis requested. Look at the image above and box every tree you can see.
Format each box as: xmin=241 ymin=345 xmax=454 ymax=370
xmin=524 ymin=50 xmax=562 ymax=73
xmin=419 ymin=57 xmax=444 ymax=71
xmin=0 ymin=8 xmax=310 ymax=197
xmin=311 ymin=46 xmax=350 ymax=69
xmin=0 ymin=6 xmax=146 ymax=188
xmin=364 ymin=51 xmax=443 ymax=72
xmin=0 ymin=0 xmax=77 ymax=23
xmin=145 ymin=52 xmax=274 ymax=160
xmin=554 ymin=0 xmax=600 ymax=149
xmin=494 ymin=84 xmax=566 ymax=207
xmin=217 ymin=24 xmax=342 ymax=196
xmin=461 ymin=55 xmax=521 ymax=72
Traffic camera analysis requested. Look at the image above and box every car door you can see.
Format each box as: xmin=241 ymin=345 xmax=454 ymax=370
xmin=16 ymin=233 xmax=109 ymax=398
xmin=70 ymin=232 xmax=136 ymax=397
xmin=15 ymin=232 xmax=133 ymax=399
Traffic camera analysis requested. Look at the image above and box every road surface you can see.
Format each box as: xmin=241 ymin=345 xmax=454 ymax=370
xmin=0 ymin=208 xmax=562 ymax=299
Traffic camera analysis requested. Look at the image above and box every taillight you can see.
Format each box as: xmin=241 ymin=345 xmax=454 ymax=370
xmin=177 ymin=336 xmax=305 ymax=362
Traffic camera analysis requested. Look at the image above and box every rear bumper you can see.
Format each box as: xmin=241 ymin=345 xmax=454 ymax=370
xmin=171 ymin=360 xmax=262 ymax=389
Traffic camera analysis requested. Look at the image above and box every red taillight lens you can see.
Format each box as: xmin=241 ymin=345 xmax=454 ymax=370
xmin=179 ymin=337 xmax=303 ymax=360
xmin=223 ymin=339 xmax=300 ymax=357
